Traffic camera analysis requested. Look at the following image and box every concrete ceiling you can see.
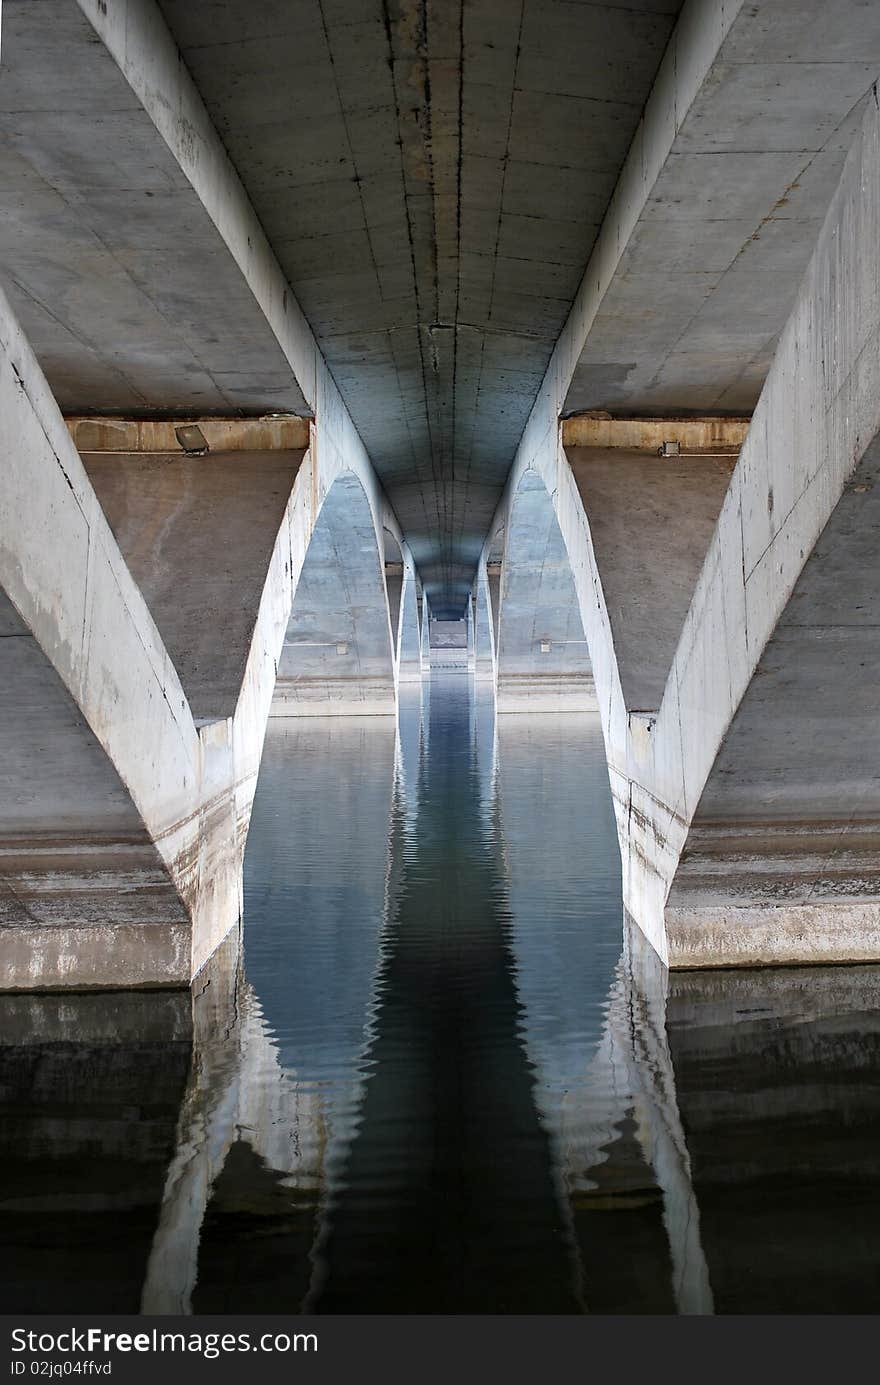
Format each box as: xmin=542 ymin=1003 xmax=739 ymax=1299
xmin=156 ymin=0 xmax=684 ymax=613
xmin=0 ymin=2 xmax=310 ymax=416
xmin=563 ymin=2 xmax=880 ymax=420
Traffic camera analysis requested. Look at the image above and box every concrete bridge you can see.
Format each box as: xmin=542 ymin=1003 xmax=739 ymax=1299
xmin=3 ymin=0 xmax=880 ymax=987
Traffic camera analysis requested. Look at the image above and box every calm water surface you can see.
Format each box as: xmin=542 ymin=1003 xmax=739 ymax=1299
xmin=2 ymin=677 xmax=880 ymax=1312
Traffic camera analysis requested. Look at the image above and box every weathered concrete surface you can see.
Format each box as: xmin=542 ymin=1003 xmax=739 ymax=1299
xmin=420 ymin=596 xmax=432 ymax=674
xmin=6 ymin=0 xmax=880 ymax=627
xmin=272 ymin=472 xmax=398 ymax=717
xmin=152 ymin=0 xmax=684 ymax=614
xmin=564 ymin=0 xmax=880 ymax=418
xmin=566 ymin=447 xmax=736 ymax=711
xmin=0 ymin=1 xmax=309 ymax=415
xmin=494 ymin=471 xmax=596 ymax=713
xmin=0 ymin=587 xmax=191 ymax=989
xmin=84 ymin=450 xmax=306 ymax=721
xmin=396 ymin=567 xmax=423 ymax=685
xmin=0 ymin=277 xmax=410 ymax=988
xmin=667 ymin=428 xmax=880 ymax=964
xmin=473 ymin=568 xmax=496 ymax=682
xmin=0 ymin=281 xmax=203 ymax=988
xmin=482 ymin=8 xmax=880 ymax=966
xmin=650 ymin=94 xmax=880 ymax=967
xmin=68 ymin=416 xmax=308 ymax=454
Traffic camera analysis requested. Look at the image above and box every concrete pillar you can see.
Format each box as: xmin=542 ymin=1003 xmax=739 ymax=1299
xmin=465 ymin=594 xmax=475 ymax=672
xmin=272 ymin=473 xmax=398 ymax=718
xmin=420 ymin=597 xmax=432 ymax=674
xmin=397 ymin=564 xmax=423 ymax=684
xmin=0 ymin=284 xmax=199 ymax=989
xmin=533 ymin=94 xmax=880 ymax=968
xmin=495 ymin=471 xmax=596 ymax=713
xmin=473 ymin=568 xmax=496 ymax=682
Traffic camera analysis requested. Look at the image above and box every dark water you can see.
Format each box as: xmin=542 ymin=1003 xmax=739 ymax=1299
xmin=3 ymin=677 xmax=880 ymax=1313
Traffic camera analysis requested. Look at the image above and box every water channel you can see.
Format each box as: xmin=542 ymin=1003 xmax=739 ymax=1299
xmin=3 ymin=677 xmax=879 ymax=1313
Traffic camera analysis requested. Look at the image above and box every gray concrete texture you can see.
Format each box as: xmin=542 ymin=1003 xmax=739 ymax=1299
xmin=0 ymin=590 xmax=191 ymax=988
xmin=565 ymin=0 xmax=880 ymax=417
xmin=4 ymin=1 xmax=880 ymax=620
xmin=84 ymin=450 xmax=306 ymax=720
xmin=0 ymin=2 xmax=310 ymax=415
xmin=494 ymin=470 xmax=595 ymax=712
xmin=1 ymin=0 xmax=682 ymax=614
xmin=566 ymin=448 xmax=736 ymax=711
xmin=273 ymin=471 xmax=400 ymax=715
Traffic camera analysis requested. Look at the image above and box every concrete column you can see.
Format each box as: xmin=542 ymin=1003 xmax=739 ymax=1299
xmin=0 ymin=284 xmax=198 ymax=989
xmin=495 ymin=471 xmax=596 ymax=713
xmin=465 ymin=595 xmax=475 ymax=673
xmin=272 ymin=473 xmax=398 ymax=718
xmin=397 ymin=564 xmax=423 ymax=684
xmin=420 ymin=597 xmax=432 ymax=674
xmin=473 ymin=568 xmax=497 ymax=682
xmin=511 ymin=93 xmax=880 ymax=967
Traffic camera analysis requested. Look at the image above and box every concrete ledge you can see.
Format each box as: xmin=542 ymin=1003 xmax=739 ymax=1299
xmin=0 ymin=921 xmax=191 ymax=991
xmin=271 ymin=679 xmax=398 ymax=718
xmin=562 ymin=416 xmax=749 ymax=452
xmin=496 ymin=674 xmax=598 ymax=714
xmin=665 ymin=902 xmax=880 ymax=969
xmin=67 ymin=415 xmax=310 ymax=453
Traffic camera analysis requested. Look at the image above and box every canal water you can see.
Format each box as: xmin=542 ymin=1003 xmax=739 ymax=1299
xmin=2 ymin=676 xmax=880 ymax=1313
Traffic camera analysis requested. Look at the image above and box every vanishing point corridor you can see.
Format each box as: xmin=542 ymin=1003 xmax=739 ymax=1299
xmin=4 ymin=677 xmax=880 ymax=1314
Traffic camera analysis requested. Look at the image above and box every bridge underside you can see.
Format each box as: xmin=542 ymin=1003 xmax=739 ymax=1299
xmin=3 ymin=0 xmax=880 ymax=984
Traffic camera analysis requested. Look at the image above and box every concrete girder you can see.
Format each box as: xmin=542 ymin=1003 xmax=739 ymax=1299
xmin=484 ymin=92 xmax=880 ymax=969
xmin=0 ymin=282 xmax=206 ymax=989
xmin=152 ymin=0 xmax=683 ymax=616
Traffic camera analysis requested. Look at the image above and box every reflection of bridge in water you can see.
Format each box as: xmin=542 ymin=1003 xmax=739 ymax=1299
xmin=3 ymin=692 xmax=880 ymax=1313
